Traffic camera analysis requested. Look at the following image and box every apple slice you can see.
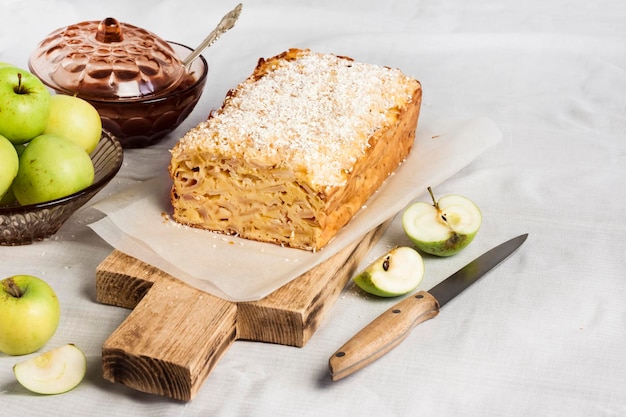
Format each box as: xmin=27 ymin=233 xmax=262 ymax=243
xmin=402 ymin=187 xmax=482 ymax=257
xmin=353 ymin=247 xmax=425 ymax=297
xmin=13 ymin=344 xmax=87 ymax=395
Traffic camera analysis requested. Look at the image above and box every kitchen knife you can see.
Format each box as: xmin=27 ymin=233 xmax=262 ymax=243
xmin=329 ymin=233 xmax=528 ymax=381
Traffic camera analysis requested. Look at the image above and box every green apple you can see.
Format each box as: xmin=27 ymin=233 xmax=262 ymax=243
xmin=0 ymin=66 xmax=51 ymax=144
xmin=13 ymin=142 xmax=27 ymax=157
xmin=402 ymin=187 xmax=482 ymax=257
xmin=43 ymin=94 xmax=102 ymax=154
xmin=353 ymin=247 xmax=425 ymax=297
xmin=0 ymin=134 xmax=19 ymax=199
xmin=0 ymin=62 xmax=15 ymax=68
xmin=0 ymin=275 xmax=61 ymax=356
xmin=13 ymin=343 xmax=86 ymax=394
xmin=0 ymin=186 xmax=17 ymax=205
xmin=12 ymin=134 xmax=94 ymax=205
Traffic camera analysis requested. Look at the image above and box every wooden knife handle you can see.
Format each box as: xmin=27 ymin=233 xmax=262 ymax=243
xmin=329 ymin=291 xmax=439 ymax=381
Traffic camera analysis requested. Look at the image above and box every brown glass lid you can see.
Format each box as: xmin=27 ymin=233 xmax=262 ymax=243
xmin=29 ymin=18 xmax=185 ymax=101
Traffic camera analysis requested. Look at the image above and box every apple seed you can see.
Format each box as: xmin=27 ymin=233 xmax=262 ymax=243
xmin=382 ymin=255 xmax=390 ymax=271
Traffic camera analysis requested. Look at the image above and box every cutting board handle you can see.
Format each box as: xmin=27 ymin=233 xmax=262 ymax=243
xmin=96 ymin=220 xmax=391 ymax=401
xmin=99 ymin=268 xmax=237 ymax=401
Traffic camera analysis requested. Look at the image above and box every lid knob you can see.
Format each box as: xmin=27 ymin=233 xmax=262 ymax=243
xmin=95 ymin=17 xmax=124 ymax=43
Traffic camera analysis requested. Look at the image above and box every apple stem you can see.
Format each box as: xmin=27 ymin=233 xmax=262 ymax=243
xmin=15 ymin=73 xmax=24 ymax=94
xmin=428 ymin=186 xmax=448 ymax=223
xmin=427 ymin=186 xmax=439 ymax=210
xmin=4 ymin=278 xmax=23 ymax=298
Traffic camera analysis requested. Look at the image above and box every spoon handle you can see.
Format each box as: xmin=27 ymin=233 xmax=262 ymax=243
xmin=183 ymin=3 xmax=243 ymax=69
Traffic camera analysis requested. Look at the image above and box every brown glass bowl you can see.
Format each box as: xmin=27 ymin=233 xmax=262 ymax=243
xmin=0 ymin=130 xmax=123 ymax=246
xmin=33 ymin=42 xmax=208 ymax=148
xmin=88 ymin=42 xmax=208 ymax=148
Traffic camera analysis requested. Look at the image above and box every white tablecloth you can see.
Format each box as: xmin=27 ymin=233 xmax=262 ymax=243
xmin=1 ymin=1 xmax=625 ymax=416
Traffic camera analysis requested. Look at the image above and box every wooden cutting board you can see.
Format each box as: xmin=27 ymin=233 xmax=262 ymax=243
xmin=95 ymin=220 xmax=389 ymax=401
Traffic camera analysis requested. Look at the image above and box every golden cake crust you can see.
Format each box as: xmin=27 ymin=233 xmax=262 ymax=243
xmin=169 ymin=48 xmax=422 ymax=251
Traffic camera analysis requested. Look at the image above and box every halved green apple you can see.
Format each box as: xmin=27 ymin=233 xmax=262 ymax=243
xmin=402 ymin=187 xmax=482 ymax=257
xmin=13 ymin=343 xmax=87 ymax=395
xmin=353 ymin=246 xmax=425 ymax=297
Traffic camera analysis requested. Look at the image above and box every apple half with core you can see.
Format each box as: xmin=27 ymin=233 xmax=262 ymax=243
xmin=0 ymin=66 xmax=50 ymax=144
xmin=0 ymin=275 xmax=61 ymax=355
xmin=13 ymin=343 xmax=87 ymax=395
xmin=353 ymin=247 xmax=425 ymax=297
xmin=403 ymin=187 xmax=482 ymax=257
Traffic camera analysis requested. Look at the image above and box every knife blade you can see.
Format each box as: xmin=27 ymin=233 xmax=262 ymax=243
xmin=328 ymin=233 xmax=528 ymax=381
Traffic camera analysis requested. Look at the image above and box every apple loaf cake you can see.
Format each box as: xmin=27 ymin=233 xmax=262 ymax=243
xmin=169 ymin=48 xmax=422 ymax=251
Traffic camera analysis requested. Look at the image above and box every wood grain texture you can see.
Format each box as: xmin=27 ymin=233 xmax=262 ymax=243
xmin=237 ymin=220 xmax=389 ymax=346
xmin=96 ymin=220 xmax=390 ymax=400
xmin=102 ymin=277 xmax=237 ymax=400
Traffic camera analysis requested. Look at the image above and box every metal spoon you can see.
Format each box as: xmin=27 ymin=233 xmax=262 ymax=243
xmin=183 ymin=3 xmax=243 ymax=69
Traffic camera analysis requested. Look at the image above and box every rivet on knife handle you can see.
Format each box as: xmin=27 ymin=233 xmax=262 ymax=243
xmin=329 ymin=291 xmax=439 ymax=381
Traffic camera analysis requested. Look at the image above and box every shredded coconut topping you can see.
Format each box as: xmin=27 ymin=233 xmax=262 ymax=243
xmin=175 ymin=50 xmax=417 ymax=186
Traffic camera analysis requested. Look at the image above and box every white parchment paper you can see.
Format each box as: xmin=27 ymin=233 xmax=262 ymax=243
xmin=88 ymin=116 xmax=501 ymax=301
